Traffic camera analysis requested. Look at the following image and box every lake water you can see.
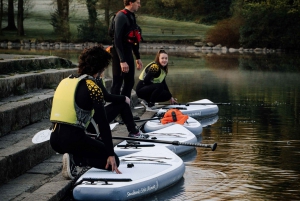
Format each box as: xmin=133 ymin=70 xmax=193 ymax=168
xmin=1 ymin=48 xmax=300 ymax=200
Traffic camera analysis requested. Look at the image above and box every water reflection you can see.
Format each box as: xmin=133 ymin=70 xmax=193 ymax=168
xmin=1 ymin=48 xmax=300 ymax=200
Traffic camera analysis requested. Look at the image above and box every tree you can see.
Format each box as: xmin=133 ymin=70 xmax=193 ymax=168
xmin=50 ymin=0 xmax=71 ymax=41
xmin=96 ymin=0 xmax=123 ymax=26
xmin=235 ymin=0 xmax=300 ymax=49
xmin=0 ymin=0 xmax=3 ymax=35
xmin=3 ymin=0 xmax=17 ymax=31
xmin=17 ymin=0 xmax=24 ymax=35
xmin=86 ymin=0 xmax=97 ymax=29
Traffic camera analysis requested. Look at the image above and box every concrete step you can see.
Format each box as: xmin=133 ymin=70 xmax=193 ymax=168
xmin=0 ymin=68 xmax=77 ymax=99
xmin=0 ymin=119 xmax=54 ymax=184
xmin=0 ymin=89 xmax=54 ymax=137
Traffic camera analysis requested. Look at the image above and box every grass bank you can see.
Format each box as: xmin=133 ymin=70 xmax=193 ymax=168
xmin=0 ymin=0 xmax=212 ymax=44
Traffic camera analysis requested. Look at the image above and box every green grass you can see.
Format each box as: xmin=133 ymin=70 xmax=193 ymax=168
xmin=0 ymin=0 xmax=213 ymax=43
xmin=137 ymin=15 xmax=212 ymax=41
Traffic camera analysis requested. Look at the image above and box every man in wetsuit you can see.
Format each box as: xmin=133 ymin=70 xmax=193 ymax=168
xmin=110 ymin=0 xmax=143 ymax=98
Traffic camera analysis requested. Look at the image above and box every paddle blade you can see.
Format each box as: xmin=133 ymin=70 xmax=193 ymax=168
xmin=32 ymin=129 xmax=52 ymax=144
xmin=211 ymin=143 xmax=217 ymax=151
xmin=110 ymin=122 xmax=119 ymax=130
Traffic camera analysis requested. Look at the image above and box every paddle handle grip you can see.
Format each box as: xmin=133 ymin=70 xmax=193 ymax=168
xmin=177 ymin=142 xmax=217 ymax=151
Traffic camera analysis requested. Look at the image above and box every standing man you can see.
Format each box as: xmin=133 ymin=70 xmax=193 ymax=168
xmin=110 ymin=0 xmax=143 ymax=98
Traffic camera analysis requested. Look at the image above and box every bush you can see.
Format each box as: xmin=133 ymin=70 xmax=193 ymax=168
xmin=205 ymin=17 xmax=243 ymax=48
xmin=77 ymin=20 xmax=110 ymax=43
xmin=50 ymin=9 xmax=71 ymax=42
xmin=240 ymin=4 xmax=300 ymax=50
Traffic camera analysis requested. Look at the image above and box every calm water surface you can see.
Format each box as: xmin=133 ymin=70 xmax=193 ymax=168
xmin=143 ymin=52 xmax=300 ymax=201
xmin=1 ymin=48 xmax=300 ymax=200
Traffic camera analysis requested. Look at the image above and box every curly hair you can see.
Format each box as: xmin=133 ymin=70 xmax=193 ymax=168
xmin=78 ymin=45 xmax=112 ymax=76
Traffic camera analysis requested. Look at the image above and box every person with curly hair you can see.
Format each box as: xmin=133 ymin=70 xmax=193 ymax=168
xmin=49 ymin=45 xmax=126 ymax=180
xmin=136 ymin=49 xmax=177 ymax=109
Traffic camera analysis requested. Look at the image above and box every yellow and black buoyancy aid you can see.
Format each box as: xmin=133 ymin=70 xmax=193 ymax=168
xmin=50 ymin=74 xmax=95 ymax=129
xmin=139 ymin=62 xmax=166 ymax=83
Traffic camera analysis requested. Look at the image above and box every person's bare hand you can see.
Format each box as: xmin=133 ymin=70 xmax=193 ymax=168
xmin=120 ymin=62 xmax=129 ymax=73
xmin=125 ymin=96 xmax=131 ymax=105
xmin=170 ymin=97 xmax=178 ymax=104
xmin=136 ymin=59 xmax=143 ymax=70
xmin=106 ymin=156 xmax=122 ymax=174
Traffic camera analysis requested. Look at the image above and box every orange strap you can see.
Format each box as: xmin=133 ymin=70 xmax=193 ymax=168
xmin=160 ymin=109 xmax=188 ymax=125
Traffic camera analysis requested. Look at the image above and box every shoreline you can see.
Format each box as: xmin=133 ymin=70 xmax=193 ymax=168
xmin=0 ymin=41 xmax=284 ymax=55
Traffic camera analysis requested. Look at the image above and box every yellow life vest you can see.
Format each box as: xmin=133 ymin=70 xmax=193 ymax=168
xmin=50 ymin=74 xmax=95 ymax=129
xmin=139 ymin=62 xmax=166 ymax=83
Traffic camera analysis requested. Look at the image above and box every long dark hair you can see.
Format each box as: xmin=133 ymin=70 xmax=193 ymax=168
xmin=154 ymin=49 xmax=168 ymax=74
xmin=78 ymin=45 xmax=112 ymax=76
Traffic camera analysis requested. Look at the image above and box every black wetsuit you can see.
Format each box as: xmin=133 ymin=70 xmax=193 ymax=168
xmin=50 ymin=78 xmax=118 ymax=169
xmin=111 ymin=9 xmax=141 ymax=98
xmin=95 ymin=77 xmax=137 ymax=133
xmin=136 ymin=64 xmax=172 ymax=104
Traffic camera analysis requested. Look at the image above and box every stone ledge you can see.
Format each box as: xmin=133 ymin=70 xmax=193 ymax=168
xmin=0 ymin=68 xmax=77 ymax=99
xmin=0 ymin=55 xmax=76 ymax=75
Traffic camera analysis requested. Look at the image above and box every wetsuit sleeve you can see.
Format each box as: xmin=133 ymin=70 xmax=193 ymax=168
xmin=132 ymin=43 xmax=140 ymax=60
xmin=143 ymin=63 xmax=161 ymax=85
xmin=114 ymin=12 xmax=128 ymax=63
xmin=86 ymin=80 xmax=114 ymax=156
xmin=95 ymin=77 xmax=125 ymax=103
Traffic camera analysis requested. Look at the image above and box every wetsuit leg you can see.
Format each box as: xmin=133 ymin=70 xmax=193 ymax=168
xmin=136 ymin=83 xmax=171 ymax=103
xmin=121 ymin=50 xmax=135 ymax=98
xmin=105 ymin=102 xmax=137 ymax=132
xmin=111 ymin=46 xmax=135 ymax=98
xmin=111 ymin=46 xmax=123 ymax=95
xmin=50 ymin=124 xmax=120 ymax=169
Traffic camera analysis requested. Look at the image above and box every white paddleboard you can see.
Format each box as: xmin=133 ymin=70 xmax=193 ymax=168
xmin=143 ymin=116 xmax=203 ymax=136
xmin=114 ymin=124 xmax=197 ymax=157
xmin=73 ymin=146 xmax=185 ymax=201
xmin=156 ymin=99 xmax=219 ymax=117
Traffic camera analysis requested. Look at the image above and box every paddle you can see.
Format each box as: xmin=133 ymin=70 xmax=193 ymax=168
xmin=158 ymin=102 xmax=231 ymax=106
xmin=117 ymin=117 xmax=161 ymax=125
xmin=112 ymin=136 xmax=217 ymax=151
xmin=32 ymin=129 xmax=217 ymax=151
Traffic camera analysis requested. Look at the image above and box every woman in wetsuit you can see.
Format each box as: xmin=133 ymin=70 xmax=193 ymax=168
xmin=50 ymin=45 xmax=122 ymax=180
xmin=136 ymin=49 xmax=177 ymax=108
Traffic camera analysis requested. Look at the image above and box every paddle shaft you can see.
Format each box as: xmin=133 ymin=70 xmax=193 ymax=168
xmin=112 ymin=136 xmax=217 ymax=151
xmin=118 ymin=117 xmax=161 ymax=125
xmin=158 ymin=102 xmax=230 ymax=106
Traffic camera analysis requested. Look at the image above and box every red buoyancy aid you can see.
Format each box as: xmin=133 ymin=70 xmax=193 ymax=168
xmin=127 ymin=27 xmax=142 ymax=44
xmin=160 ymin=109 xmax=189 ymax=125
xmin=109 ymin=9 xmax=142 ymax=44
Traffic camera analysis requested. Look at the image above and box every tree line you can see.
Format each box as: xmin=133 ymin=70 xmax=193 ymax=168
xmin=1 ymin=0 xmax=300 ymax=50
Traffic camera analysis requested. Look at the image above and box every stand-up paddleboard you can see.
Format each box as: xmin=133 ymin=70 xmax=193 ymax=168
xmin=198 ymin=115 xmax=219 ymax=128
xmin=143 ymin=116 xmax=203 ymax=136
xmin=114 ymin=124 xmax=197 ymax=157
xmin=73 ymin=147 xmax=185 ymax=201
xmin=156 ymin=99 xmax=219 ymax=117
